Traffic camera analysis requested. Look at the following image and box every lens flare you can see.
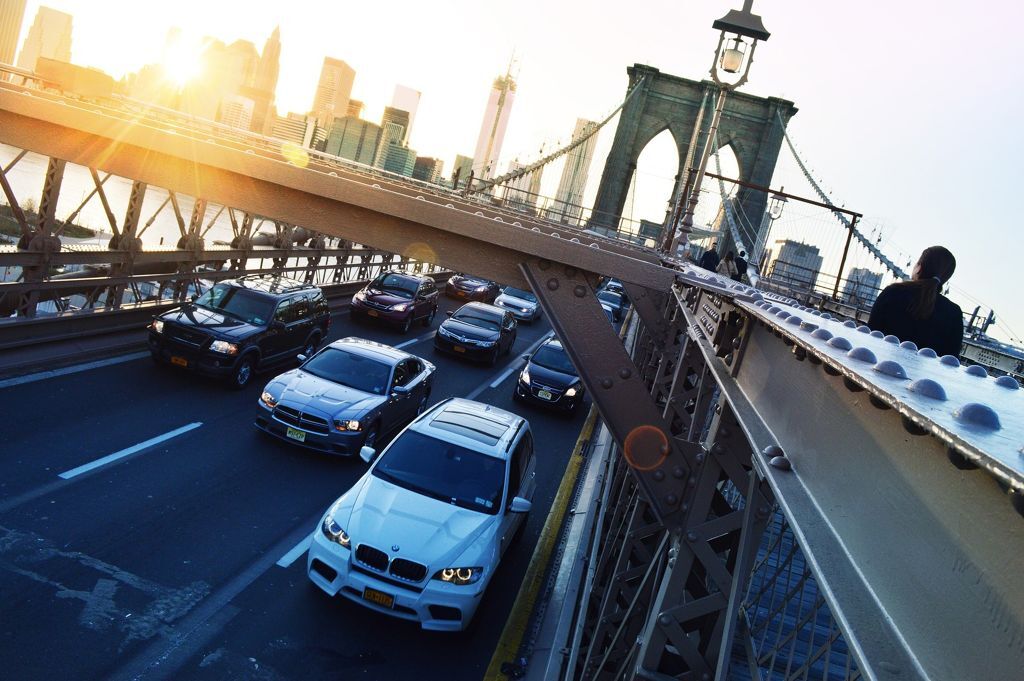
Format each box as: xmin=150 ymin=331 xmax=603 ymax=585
xmin=623 ymin=424 xmax=669 ymax=471
xmin=281 ymin=141 xmax=310 ymax=168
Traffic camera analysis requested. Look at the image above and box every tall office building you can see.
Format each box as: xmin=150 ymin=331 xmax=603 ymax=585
xmin=248 ymin=26 xmax=281 ymax=134
xmin=451 ymin=154 xmax=473 ymax=188
xmin=16 ymin=6 xmax=71 ymax=72
xmin=0 ymin=0 xmax=27 ymax=66
xmin=472 ymin=71 xmax=516 ymax=180
xmin=271 ymin=112 xmax=315 ymax=147
xmin=391 ymin=85 xmax=420 ymax=142
xmin=768 ymin=240 xmax=824 ymax=291
xmin=311 ymin=57 xmax=355 ymax=132
xmin=413 ymin=156 xmax=444 ymax=184
xmin=220 ymin=95 xmax=254 ymax=130
xmin=503 ymin=161 xmax=543 ymax=213
xmin=380 ymin=106 xmax=410 ymax=145
xmin=546 ymin=119 xmax=599 ymax=224
xmin=346 ymin=99 xmax=364 ymax=118
xmin=322 ymin=116 xmax=382 ymax=166
xmin=841 ymin=267 xmax=883 ymax=306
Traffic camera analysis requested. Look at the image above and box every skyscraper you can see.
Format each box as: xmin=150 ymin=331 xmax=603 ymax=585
xmin=311 ymin=57 xmax=355 ymax=132
xmin=504 ymin=161 xmax=543 ymax=213
xmin=546 ymin=119 xmax=599 ymax=224
xmin=249 ymin=26 xmax=281 ymax=134
xmin=0 ymin=0 xmax=27 ymax=67
xmin=323 ymin=116 xmax=381 ymax=166
xmin=16 ymin=6 xmax=71 ymax=72
xmin=768 ymin=240 xmax=824 ymax=291
xmin=380 ymin=106 xmax=411 ymax=145
xmin=413 ymin=156 xmax=444 ymax=184
xmin=346 ymin=99 xmax=364 ymax=118
xmin=391 ymin=85 xmax=420 ymax=142
xmin=451 ymin=154 xmax=473 ymax=188
xmin=841 ymin=267 xmax=883 ymax=306
xmin=472 ymin=71 xmax=516 ymax=180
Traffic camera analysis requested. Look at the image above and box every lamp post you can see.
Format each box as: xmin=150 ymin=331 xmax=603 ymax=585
xmin=667 ymin=0 xmax=770 ymax=257
xmin=752 ymin=190 xmax=786 ymax=271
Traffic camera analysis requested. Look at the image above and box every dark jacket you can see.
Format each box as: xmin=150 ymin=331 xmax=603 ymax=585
xmin=868 ymin=284 xmax=963 ymax=357
xmin=698 ymin=250 xmax=720 ymax=272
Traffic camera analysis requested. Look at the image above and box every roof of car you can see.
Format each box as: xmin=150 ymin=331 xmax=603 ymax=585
xmin=539 ymin=337 xmax=564 ymax=352
xmin=415 ymin=398 xmax=524 ymax=456
xmin=456 ymin=301 xmax=505 ymax=316
xmin=380 ymin=270 xmax=433 ymax=284
xmin=327 ymin=337 xmax=417 ymax=365
xmin=231 ymin=275 xmax=317 ymax=295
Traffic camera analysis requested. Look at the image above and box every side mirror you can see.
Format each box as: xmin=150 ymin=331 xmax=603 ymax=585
xmin=296 ymin=353 xmax=307 ymax=363
xmin=521 ymin=354 xmax=531 ymax=361
xmin=446 ymin=310 xmax=454 ymax=317
xmin=190 ymin=294 xmax=198 ymax=302
xmin=391 ymin=385 xmax=411 ymax=396
xmin=359 ymin=446 xmax=376 ymax=464
xmin=509 ymin=497 xmax=532 ymax=514
xmin=271 ymin=320 xmax=286 ymax=330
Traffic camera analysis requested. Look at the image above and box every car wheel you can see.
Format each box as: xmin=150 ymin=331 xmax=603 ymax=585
xmin=423 ymin=306 xmax=436 ymax=327
xmin=302 ymin=334 xmax=320 ymax=359
xmin=363 ymin=422 xmax=380 ymax=451
xmin=229 ymin=356 xmax=255 ymax=390
xmin=487 ymin=348 xmax=499 ymax=366
xmin=400 ymin=314 xmax=412 ymax=334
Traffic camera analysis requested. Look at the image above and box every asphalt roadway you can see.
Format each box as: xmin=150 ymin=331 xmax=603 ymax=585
xmin=0 ymin=295 xmax=590 ymax=681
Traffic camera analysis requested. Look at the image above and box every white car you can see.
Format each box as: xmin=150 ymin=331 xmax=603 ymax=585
xmin=307 ymin=397 xmax=537 ymax=631
xmin=493 ymin=286 xmax=541 ymax=322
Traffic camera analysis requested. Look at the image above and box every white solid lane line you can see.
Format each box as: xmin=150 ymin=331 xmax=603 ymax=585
xmin=276 ymin=531 xmax=316 ymax=568
xmin=488 ymin=331 xmax=554 ymax=389
xmin=395 ymin=331 xmax=436 ymax=349
xmin=58 ymin=422 xmax=204 ymax=480
xmin=0 ymin=351 xmax=150 ymax=390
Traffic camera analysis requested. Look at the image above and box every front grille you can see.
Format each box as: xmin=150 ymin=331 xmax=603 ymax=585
xmin=273 ymin=405 xmax=330 ymax=434
xmin=167 ymin=325 xmax=208 ymax=348
xmin=389 ymin=558 xmax=427 ymax=582
xmin=355 ymin=544 xmax=389 ymax=571
xmin=362 ymin=298 xmax=391 ymax=311
xmin=531 ymin=381 xmax=564 ymax=399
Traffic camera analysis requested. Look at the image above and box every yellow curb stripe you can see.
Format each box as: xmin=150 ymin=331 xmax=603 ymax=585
xmin=483 ymin=405 xmax=598 ymax=680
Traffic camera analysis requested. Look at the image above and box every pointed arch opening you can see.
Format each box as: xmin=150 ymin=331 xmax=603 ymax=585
xmin=619 ymin=128 xmax=679 ymax=238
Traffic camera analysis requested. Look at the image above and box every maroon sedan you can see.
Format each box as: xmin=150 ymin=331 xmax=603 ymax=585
xmin=444 ymin=273 xmax=501 ymax=303
xmin=351 ymin=271 xmax=439 ymax=333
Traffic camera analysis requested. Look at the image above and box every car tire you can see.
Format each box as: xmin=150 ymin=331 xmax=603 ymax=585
xmin=487 ymin=348 xmax=499 ymax=366
xmin=423 ymin=306 xmax=436 ymax=327
xmin=302 ymin=334 xmax=320 ymax=360
xmin=229 ymin=355 xmax=255 ymax=390
xmin=399 ymin=314 xmax=412 ymax=334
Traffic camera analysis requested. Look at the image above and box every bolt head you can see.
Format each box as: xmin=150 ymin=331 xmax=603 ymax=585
xmin=546 ymin=278 xmax=559 ymax=291
xmin=618 ymin=367 xmax=632 ymax=379
xmin=601 ymin=378 xmax=613 ymax=389
xmin=653 ymin=470 xmax=665 ymax=481
xmin=573 ymin=284 xmax=586 ymax=298
xmin=672 ymin=466 xmax=685 ymax=479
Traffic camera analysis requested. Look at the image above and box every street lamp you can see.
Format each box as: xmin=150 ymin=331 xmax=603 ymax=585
xmin=667 ymin=0 xmax=770 ymax=257
xmin=752 ymin=190 xmax=786 ymax=270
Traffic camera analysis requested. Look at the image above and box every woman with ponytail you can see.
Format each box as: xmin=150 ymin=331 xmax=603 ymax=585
xmin=868 ymin=246 xmax=963 ymax=357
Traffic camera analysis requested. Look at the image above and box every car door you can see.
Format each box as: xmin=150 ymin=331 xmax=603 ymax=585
xmin=386 ymin=360 xmax=416 ymax=430
xmin=289 ymin=293 xmax=315 ymax=349
xmin=414 ymin=282 xmax=431 ymax=320
xmin=401 ymin=358 xmax=429 ymax=417
xmin=501 ymin=312 xmax=517 ymax=353
xmin=499 ymin=444 xmax=523 ymax=558
xmin=263 ymin=297 xmax=296 ymax=362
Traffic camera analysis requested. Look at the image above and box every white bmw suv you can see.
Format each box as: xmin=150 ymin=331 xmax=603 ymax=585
xmin=307 ymin=397 xmax=536 ymax=631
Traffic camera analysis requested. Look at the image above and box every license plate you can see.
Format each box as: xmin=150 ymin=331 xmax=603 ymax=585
xmin=363 ymin=587 xmax=394 ymax=609
xmin=286 ymin=427 xmax=306 ymax=442
xmin=538 ymin=389 xmax=553 ymax=401
xmin=453 ymin=346 xmax=466 ymax=353
xmin=170 ymin=356 xmax=188 ymax=367
xmin=457 ymin=291 xmax=466 ymax=297
xmin=367 ymin=310 xmax=379 ymax=317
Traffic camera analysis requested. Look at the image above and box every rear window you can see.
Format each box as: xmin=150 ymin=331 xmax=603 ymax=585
xmin=429 ymin=407 xmax=509 ymax=446
xmin=371 ymin=273 xmax=417 ymax=299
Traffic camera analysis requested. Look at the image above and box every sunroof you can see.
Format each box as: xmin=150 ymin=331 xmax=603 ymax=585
xmin=430 ymin=408 xmax=509 ymax=446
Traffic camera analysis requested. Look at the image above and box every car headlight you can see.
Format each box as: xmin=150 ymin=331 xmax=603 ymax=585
xmin=321 ymin=513 xmax=351 ymax=548
xmin=333 ymin=419 xmax=361 ymax=432
xmin=150 ymin=319 xmax=164 ymax=334
xmin=432 ymin=566 xmax=483 ymax=586
xmin=392 ymin=303 xmax=410 ymax=312
xmin=520 ymin=367 xmax=531 ymax=385
xmin=261 ymin=390 xmax=279 ymax=408
xmin=520 ymin=307 xmax=530 ymax=313
xmin=565 ymin=386 xmax=579 ymax=397
xmin=477 ymin=339 xmax=496 ymax=347
xmin=353 ymin=291 xmax=366 ymax=302
xmin=210 ymin=340 xmax=239 ymax=355
xmin=475 ymin=285 xmax=488 ymax=292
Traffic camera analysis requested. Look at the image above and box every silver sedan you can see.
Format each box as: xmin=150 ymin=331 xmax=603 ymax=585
xmin=493 ymin=286 xmax=541 ymax=322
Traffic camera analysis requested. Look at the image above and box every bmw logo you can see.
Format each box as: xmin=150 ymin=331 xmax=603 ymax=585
xmin=391 ymin=545 xmax=400 ymax=552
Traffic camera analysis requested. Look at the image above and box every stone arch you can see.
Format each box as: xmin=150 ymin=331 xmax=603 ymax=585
xmin=622 ymin=127 xmax=683 ymax=228
xmin=590 ymin=64 xmax=797 ymax=244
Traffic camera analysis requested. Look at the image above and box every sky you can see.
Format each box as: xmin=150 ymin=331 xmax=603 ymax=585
xmin=12 ymin=0 xmax=1024 ymax=343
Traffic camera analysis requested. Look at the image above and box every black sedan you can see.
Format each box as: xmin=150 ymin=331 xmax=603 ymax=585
xmin=597 ymin=289 xmax=628 ymax=322
xmin=444 ymin=273 xmax=501 ymax=302
xmin=433 ymin=302 xmax=517 ymax=365
xmin=513 ymin=338 xmax=584 ymax=413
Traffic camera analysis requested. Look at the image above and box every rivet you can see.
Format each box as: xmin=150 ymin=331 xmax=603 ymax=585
xmin=882 ymin=334 xmax=900 ymax=344
xmin=681 ymin=502 xmax=689 ymax=511
xmin=659 ymin=443 xmax=670 ymax=455
xmin=696 ymin=452 xmax=706 ymax=463
xmin=869 ymin=330 xmax=884 ymax=338
xmin=908 ymin=378 xmax=947 ymax=401
xmin=725 ymin=352 xmax=735 ymax=364
xmin=601 ymin=378 xmax=613 ymax=389
xmin=843 ymin=377 xmax=864 ymax=392
xmin=687 ymin=476 xmax=697 ymax=487
xmin=672 ymin=466 xmax=685 ymax=479
xmin=873 ymin=360 xmax=907 ymax=379
xmin=799 ymin=321 xmax=818 ymax=332
xmin=939 ymin=354 xmax=960 ymax=367
xmin=767 ymin=306 xmax=781 ymax=314
xmin=686 ymin=531 xmax=698 ymax=542
xmin=546 ymin=278 xmax=559 ymax=291
xmin=811 ymin=328 xmax=833 ymax=341
xmin=732 ymin=337 xmax=742 ymax=349
xmin=953 ymin=403 xmax=1001 ymax=431
xmin=847 ymin=347 xmax=877 ymax=363
xmin=618 ymin=367 xmax=632 ymax=379
xmin=653 ymin=470 xmax=665 ymax=481
xmin=756 ymin=506 xmax=770 ymax=518
xmin=947 ymin=447 xmax=978 ymax=470
xmin=869 ymin=395 xmax=890 ymax=410
xmin=785 ymin=316 xmax=802 ymax=326
xmin=793 ymin=346 xmax=806 ymax=361
xmin=899 ymin=340 xmax=918 ymax=351
xmin=917 ymin=347 xmax=938 ymax=358
xmin=573 ymin=284 xmax=586 ymax=298
xmin=995 ymin=376 xmax=1019 ymax=390
xmin=901 ymin=415 xmax=928 ymax=436
xmin=665 ymin=494 xmax=679 ymax=506
xmin=965 ymin=365 xmax=988 ymax=378
xmin=762 ymin=444 xmax=783 ymax=458
xmin=776 ymin=310 xmax=791 ymax=320
xmin=843 ymin=320 xmax=857 ymax=329
xmin=828 ymin=336 xmax=852 ymax=351
xmin=769 ymin=456 xmax=792 ymax=471
xmin=659 ymin=614 xmax=672 ymax=626
xmin=857 ymin=325 xmax=871 ymax=334
xmin=823 ymin=364 xmax=841 ymax=376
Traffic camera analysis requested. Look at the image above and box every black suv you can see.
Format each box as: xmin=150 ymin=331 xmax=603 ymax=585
xmin=149 ymin=275 xmax=331 ymax=389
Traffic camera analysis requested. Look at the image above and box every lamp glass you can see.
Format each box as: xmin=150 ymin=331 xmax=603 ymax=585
xmin=721 ymin=47 xmax=745 ymax=73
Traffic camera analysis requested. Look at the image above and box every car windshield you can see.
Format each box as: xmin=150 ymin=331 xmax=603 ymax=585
xmin=502 ymin=287 xmax=536 ymax=302
xmin=370 ymin=273 xmax=416 ymax=300
xmin=301 ymin=348 xmax=391 ymax=394
xmin=373 ymin=430 xmax=506 ymax=515
xmin=194 ymin=284 xmax=274 ymax=325
xmin=597 ymin=291 xmax=623 ymax=306
xmin=451 ymin=309 xmax=501 ymax=331
xmin=532 ymin=345 xmax=576 ymax=374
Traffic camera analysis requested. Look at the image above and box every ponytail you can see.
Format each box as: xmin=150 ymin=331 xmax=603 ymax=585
xmin=895 ymin=246 xmax=956 ymax=321
xmin=903 ymin=278 xmax=940 ymax=320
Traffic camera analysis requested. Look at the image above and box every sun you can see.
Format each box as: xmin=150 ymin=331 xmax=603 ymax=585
xmin=162 ymin=40 xmax=202 ymax=87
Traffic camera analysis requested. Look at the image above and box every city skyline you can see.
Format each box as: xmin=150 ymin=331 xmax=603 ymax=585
xmin=2 ymin=0 xmax=1022 ymax=342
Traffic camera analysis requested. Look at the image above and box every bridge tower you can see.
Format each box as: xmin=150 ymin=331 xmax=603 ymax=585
xmin=591 ymin=64 xmax=797 ymax=249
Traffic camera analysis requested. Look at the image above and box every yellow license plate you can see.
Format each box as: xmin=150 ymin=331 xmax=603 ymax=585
xmin=286 ymin=427 xmax=306 ymax=442
xmin=363 ymin=587 xmax=394 ymax=609
xmin=170 ymin=356 xmax=188 ymax=367
xmin=453 ymin=346 xmax=466 ymax=353
xmin=367 ymin=310 xmax=379 ymax=317
xmin=538 ymin=389 xmax=553 ymax=400
xmin=457 ymin=291 xmax=466 ymax=297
